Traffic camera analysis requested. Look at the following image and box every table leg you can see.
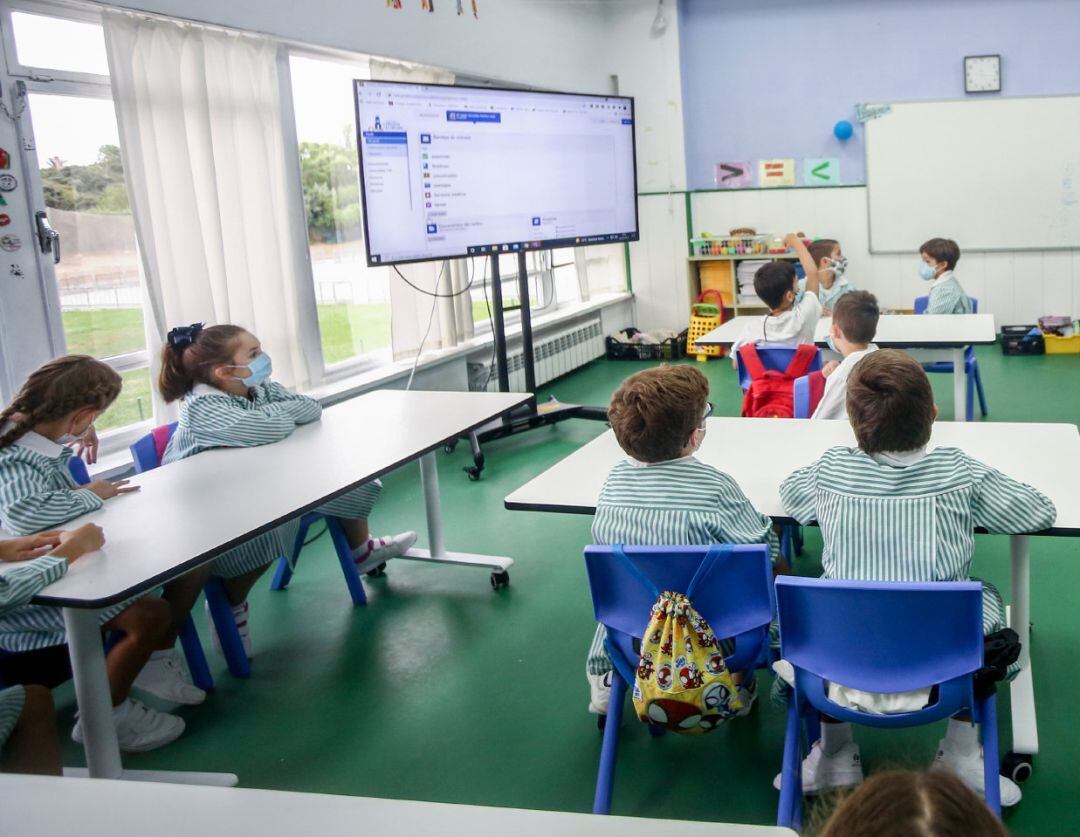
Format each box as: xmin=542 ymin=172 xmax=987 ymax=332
xmin=63 ymin=607 xmax=122 ymax=779
xmin=1008 ymin=534 xmax=1038 ymax=756
xmin=357 ymin=450 xmax=512 ymax=579
xmin=63 ymin=607 xmax=239 ymax=785
xmin=952 ymin=348 xmax=967 ymax=422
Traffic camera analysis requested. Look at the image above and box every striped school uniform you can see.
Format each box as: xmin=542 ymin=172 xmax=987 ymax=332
xmin=925 ymin=271 xmax=973 ymax=315
xmin=0 ymin=554 xmax=68 ymax=744
xmin=586 ymin=456 xmax=780 ymax=675
xmin=0 ymin=433 xmax=132 ymax=650
xmin=780 ymin=445 xmax=1056 ymax=679
xmin=164 ymin=382 xmax=381 ymax=576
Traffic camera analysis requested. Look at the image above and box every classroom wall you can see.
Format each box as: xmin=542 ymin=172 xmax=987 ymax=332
xmin=678 ymin=0 xmax=1080 ymax=189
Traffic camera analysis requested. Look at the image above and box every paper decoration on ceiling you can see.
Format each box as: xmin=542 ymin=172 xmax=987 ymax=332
xmin=472 ymin=0 xmax=479 ymax=17
xmin=0 ymin=214 xmax=10 ymax=227
xmin=457 ymin=0 xmax=463 ymax=13
xmin=0 ymin=234 xmax=20 ymax=252
xmin=386 ymin=0 xmax=402 ymax=8
xmin=0 ymin=174 xmax=16 ymax=192
xmin=0 ymin=148 xmax=8 ymax=169
xmin=855 ymin=103 xmax=892 ymax=123
xmin=422 ymin=0 xmax=434 ymax=10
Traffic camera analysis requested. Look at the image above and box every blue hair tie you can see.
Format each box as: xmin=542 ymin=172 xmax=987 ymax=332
xmin=167 ymin=323 xmax=204 ymax=352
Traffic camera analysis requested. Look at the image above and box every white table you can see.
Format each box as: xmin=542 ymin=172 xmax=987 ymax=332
xmin=505 ymin=417 xmax=1080 ymax=774
xmin=696 ymin=314 xmax=998 ymax=421
xmin=0 ymin=775 xmax=795 ymax=837
xmin=27 ymin=390 xmax=529 ymax=784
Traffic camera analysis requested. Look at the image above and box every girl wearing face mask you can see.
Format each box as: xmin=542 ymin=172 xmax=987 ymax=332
xmin=159 ymin=324 xmax=416 ymax=658
xmin=0 ymin=355 xmax=204 ymax=747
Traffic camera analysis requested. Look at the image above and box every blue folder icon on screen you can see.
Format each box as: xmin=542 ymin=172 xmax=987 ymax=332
xmin=421 ymin=134 xmax=431 ymax=144
xmin=427 ymin=224 xmax=437 ymax=234
xmin=532 ymin=217 xmax=541 ymax=226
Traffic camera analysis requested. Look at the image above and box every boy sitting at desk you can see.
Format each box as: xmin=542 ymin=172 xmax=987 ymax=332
xmin=732 ymin=233 xmax=823 ymax=356
xmin=919 ymin=238 xmax=973 ymax=314
xmin=811 ymin=291 xmax=880 ymax=421
xmin=586 ymin=365 xmax=779 ymax=718
xmin=777 ymin=350 xmax=1055 ymax=806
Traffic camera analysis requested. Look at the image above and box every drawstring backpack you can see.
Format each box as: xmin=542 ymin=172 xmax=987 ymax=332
xmin=612 ymin=545 xmax=742 ymax=734
xmin=739 ymin=344 xmax=820 ymax=418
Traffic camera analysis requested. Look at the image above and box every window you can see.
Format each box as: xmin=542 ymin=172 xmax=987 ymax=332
xmin=289 ymin=53 xmax=392 ymax=370
xmin=6 ymin=5 xmax=152 ymax=437
xmin=470 ymin=252 xmax=553 ymax=330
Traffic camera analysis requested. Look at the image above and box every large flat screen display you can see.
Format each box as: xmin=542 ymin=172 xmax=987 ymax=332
xmin=354 ymin=81 xmax=639 ymax=266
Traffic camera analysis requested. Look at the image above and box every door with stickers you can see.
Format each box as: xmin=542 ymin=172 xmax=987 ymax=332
xmin=2 ymin=4 xmax=153 ymax=445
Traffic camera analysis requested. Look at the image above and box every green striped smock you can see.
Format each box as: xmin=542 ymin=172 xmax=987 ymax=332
xmin=925 ymin=271 xmax=973 ymax=315
xmin=164 ymin=382 xmax=382 ymax=577
xmin=780 ymin=446 xmax=1057 ymax=678
xmin=0 ymin=435 xmax=138 ymax=650
xmin=0 ymin=554 xmax=68 ymax=744
xmin=586 ymin=456 xmax=780 ymax=675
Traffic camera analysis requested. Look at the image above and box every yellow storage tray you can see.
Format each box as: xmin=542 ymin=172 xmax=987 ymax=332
xmin=1043 ymin=333 xmax=1080 ymax=355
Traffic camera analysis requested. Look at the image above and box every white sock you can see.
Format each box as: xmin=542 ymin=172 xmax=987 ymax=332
xmin=821 ymin=721 xmax=853 ymax=756
xmin=945 ymin=718 xmax=980 ymax=756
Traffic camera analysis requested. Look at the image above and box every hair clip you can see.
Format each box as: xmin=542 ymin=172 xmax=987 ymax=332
xmin=167 ymin=323 xmax=204 ymax=352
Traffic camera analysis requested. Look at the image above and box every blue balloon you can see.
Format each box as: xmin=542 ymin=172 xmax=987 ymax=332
xmin=834 ymin=120 xmax=854 ymax=141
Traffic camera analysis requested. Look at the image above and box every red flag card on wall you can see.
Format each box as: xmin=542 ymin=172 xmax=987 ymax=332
xmin=0 ymin=148 xmax=9 ymax=169
xmin=758 ymin=159 xmax=795 ymax=187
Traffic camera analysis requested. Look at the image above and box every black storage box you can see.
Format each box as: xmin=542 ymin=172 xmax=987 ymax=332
xmin=1000 ymin=325 xmax=1045 ymax=356
xmin=606 ymin=328 xmax=688 ymax=361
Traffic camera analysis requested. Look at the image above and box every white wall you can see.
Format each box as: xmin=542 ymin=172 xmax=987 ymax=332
xmin=98 ymin=0 xmax=617 ymax=94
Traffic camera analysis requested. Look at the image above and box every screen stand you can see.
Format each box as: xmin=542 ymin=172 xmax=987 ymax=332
xmin=458 ymin=251 xmax=608 ymax=481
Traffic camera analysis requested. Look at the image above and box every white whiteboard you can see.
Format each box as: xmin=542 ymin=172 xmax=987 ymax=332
xmin=866 ymin=96 xmax=1080 ymax=252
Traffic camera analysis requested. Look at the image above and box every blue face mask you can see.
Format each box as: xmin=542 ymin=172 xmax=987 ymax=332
xmin=235 ymin=353 xmax=272 ymax=387
xmin=918 ymin=262 xmax=938 ymax=281
xmin=792 ymin=286 xmax=806 ymax=308
xmin=826 ymin=334 xmax=839 ymax=353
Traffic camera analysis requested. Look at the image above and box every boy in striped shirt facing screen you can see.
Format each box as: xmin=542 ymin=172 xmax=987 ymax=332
xmin=778 ymin=350 xmax=1055 ymax=807
xmin=585 ymin=365 xmax=779 ymax=719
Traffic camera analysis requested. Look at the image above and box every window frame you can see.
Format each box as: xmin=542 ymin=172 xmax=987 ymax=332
xmin=1 ymin=0 xmax=153 ymax=452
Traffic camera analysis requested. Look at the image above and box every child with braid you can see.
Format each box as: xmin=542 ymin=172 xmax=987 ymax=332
xmin=158 ymin=323 xmax=415 ymax=657
xmin=0 ymin=356 xmax=205 ymax=745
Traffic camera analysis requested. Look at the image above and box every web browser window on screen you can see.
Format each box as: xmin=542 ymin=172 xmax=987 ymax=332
xmin=354 ymin=81 xmax=638 ymax=266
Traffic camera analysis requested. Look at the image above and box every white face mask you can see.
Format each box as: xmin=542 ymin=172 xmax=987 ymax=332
xmin=826 ymin=257 xmax=848 ymax=277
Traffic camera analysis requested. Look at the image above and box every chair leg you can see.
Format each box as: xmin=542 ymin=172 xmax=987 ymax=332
xmin=328 ymin=517 xmax=367 ymax=607
xmin=178 ymin=614 xmax=213 ymax=691
xmin=978 ymin=698 xmax=1002 ymax=817
xmin=966 ymin=368 xmax=976 ymax=422
xmin=780 ymin=527 xmax=792 ymax=565
xmin=593 ymin=670 xmax=628 ymax=815
xmin=204 ymin=577 xmax=250 ymax=679
xmin=974 ymin=363 xmax=988 ymax=417
xmin=805 ymin=712 xmax=821 ymax=749
xmin=270 ymin=518 xmax=311 ymax=592
xmin=777 ymin=692 xmax=804 ymax=830
xmin=793 ymin=526 xmax=804 ymax=557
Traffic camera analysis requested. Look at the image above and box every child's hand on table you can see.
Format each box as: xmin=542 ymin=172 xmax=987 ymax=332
xmin=0 ymin=532 xmax=64 ymax=563
xmin=86 ymin=479 xmax=140 ymax=500
xmin=53 ymin=524 xmax=106 ymax=564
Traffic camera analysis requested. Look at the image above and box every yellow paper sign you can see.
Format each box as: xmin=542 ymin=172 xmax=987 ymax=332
xmin=759 ymin=159 xmax=795 ymax=188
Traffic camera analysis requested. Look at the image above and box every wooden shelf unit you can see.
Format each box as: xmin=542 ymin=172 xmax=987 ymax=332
xmin=688 ymin=253 xmax=798 ymax=316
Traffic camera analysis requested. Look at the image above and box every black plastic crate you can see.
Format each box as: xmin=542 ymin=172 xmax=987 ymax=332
xmin=606 ymin=328 xmax=688 ymax=361
xmin=1000 ymin=325 xmax=1045 ymax=356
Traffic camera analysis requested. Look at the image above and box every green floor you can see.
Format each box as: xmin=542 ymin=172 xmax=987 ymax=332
xmin=57 ymin=347 xmax=1080 ymax=834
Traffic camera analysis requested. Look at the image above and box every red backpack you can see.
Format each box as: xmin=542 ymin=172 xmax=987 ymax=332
xmin=739 ymin=344 xmax=820 ymax=418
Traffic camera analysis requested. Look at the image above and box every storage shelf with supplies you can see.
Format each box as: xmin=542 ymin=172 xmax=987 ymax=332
xmin=688 ymin=254 xmax=799 ymax=317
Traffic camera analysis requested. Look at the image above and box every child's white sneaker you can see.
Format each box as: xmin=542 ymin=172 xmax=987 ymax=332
xmin=587 ymin=670 xmax=613 ymax=715
xmin=353 ymin=531 xmax=417 ymax=568
xmin=772 ymin=740 xmax=864 ymax=794
xmin=72 ymin=697 xmax=185 ymax=753
xmin=932 ymin=739 xmax=1022 ymax=807
xmin=205 ymin=599 xmax=252 ymax=658
xmin=133 ymin=649 xmax=206 ymax=705
xmin=734 ymin=676 xmax=758 ymax=717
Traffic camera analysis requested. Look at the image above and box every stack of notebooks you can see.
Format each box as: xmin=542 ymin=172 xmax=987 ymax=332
xmin=736 ymin=260 xmax=767 ymax=306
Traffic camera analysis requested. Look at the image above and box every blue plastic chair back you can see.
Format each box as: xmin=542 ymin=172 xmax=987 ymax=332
xmin=776 ymin=577 xmax=983 ymax=696
xmin=67 ymin=456 xmax=91 ymax=486
xmin=792 ymin=375 xmax=812 ymax=419
xmin=130 ymin=422 xmax=178 ymax=473
xmin=584 ymin=544 xmax=773 ymax=672
xmin=736 ymin=344 xmax=823 ymax=392
xmin=914 ymin=295 xmax=978 ymax=314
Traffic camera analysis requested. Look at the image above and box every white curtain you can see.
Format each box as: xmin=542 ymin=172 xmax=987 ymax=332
xmin=368 ymin=57 xmax=472 ymax=360
xmin=103 ymin=12 xmax=315 ymax=415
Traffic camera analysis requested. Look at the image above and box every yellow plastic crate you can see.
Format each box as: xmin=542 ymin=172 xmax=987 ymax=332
xmin=1043 ymin=333 xmax=1080 ymax=355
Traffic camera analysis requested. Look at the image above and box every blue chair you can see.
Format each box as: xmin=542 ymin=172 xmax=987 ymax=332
xmin=129 ymin=425 xmax=368 ymax=679
xmin=65 ymin=456 xmax=213 ymax=691
xmin=792 ymin=375 xmax=813 ymax=420
xmin=914 ymin=295 xmax=988 ymax=421
xmin=584 ymin=543 xmax=774 ymax=815
xmin=736 ymin=344 xmax=823 ymax=393
xmin=774 ymin=577 xmax=1001 ymax=830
